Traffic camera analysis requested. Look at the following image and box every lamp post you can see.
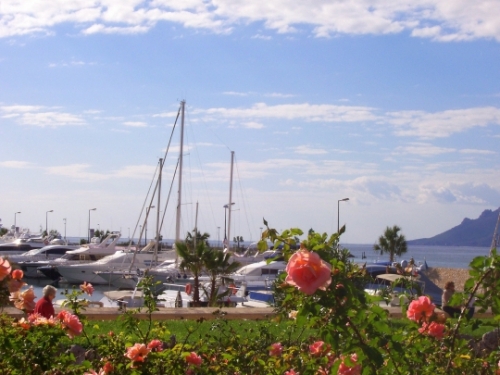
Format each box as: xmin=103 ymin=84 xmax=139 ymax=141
xmin=45 ymin=210 xmax=53 ymax=236
xmin=223 ymin=203 xmax=235 ymax=248
xmin=14 ymin=211 xmax=21 ymax=231
xmin=88 ymin=208 xmax=96 ymax=243
xmin=337 ymin=198 xmax=350 ymax=233
xmin=63 ymin=218 xmax=67 ymax=243
xmin=217 ymin=226 xmax=220 ymax=248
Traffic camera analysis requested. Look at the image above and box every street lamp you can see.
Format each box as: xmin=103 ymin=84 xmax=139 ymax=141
xmin=217 ymin=226 xmax=220 ymax=248
xmin=337 ymin=198 xmax=350 ymax=233
xmin=45 ymin=210 xmax=53 ymax=236
xmin=63 ymin=218 xmax=67 ymax=242
xmin=14 ymin=211 xmax=21 ymax=231
xmin=88 ymin=208 xmax=96 ymax=243
xmin=223 ymin=203 xmax=235 ymax=248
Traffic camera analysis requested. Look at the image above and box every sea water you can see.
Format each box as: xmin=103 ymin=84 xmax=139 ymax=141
xmin=343 ymin=244 xmax=491 ymax=269
xmin=21 ymin=244 xmax=491 ymax=304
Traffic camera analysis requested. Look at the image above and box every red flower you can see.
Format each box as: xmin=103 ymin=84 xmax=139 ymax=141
xmin=338 ymin=353 xmax=361 ymax=375
xmin=57 ymin=310 xmax=83 ymax=338
xmin=125 ymin=343 xmax=150 ymax=363
xmin=269 ymin=342 xmax=283 ymax=356
xmin=147 ymin=339 xmax=163 ymax=352
xmin=406 ymin=296 xmax=435 ymax=322
xmin=0 ymin=257 xmax=11 ymax=281
xmin=11 ymin=269 xmax=24 ymax=280
xmin=80 ymin=281 xmax=94 ymax=296
xmin=285 ymin=246 xmax=332 ymax=295
xmin=419 ymin=321 xmax=445 ymax=339
xmin=185 ymin=352 xmax=202 ymax=367
xmin=102 ymin=362 xmax=114 ymax=374
xmin=309 ymin=341 xmax=329 ymax=357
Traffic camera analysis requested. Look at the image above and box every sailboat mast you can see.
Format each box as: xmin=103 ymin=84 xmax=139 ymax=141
xmin=155 ymin=157 xmax=162 ymax=263
xmin=227 ymin=151 xmax=235 ymax=251
xmin=175 ymin=100 xmax=185 ymax=244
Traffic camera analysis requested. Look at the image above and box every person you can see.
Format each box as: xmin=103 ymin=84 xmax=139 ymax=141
xmin=441 ymin=281 xmax=461 ymax=318
xmin=34 ymin=285 xmax=57 ymax=318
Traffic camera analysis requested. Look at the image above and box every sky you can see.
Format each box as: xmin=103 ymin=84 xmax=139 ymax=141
xmin=1 ymin=0 xmax=500 ymax=245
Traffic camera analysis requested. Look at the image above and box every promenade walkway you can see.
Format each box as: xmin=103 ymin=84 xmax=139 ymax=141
xmin=1 ymin=305 xmax=493 ymax=321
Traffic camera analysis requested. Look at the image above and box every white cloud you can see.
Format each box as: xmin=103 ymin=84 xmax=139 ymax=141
xmin=0 ymin=160 xmax=33 ymax=169
xmin=294 ymin=145 xmax=328 ymax=155
xmin=45 ymin=164 xmax=108 ymax=181
xmin=123 ymin=121 xmax=148 ymax=127
xmin=222 ymin=91 xmax=249 ymax=96
xmin=200 ymin=102 xmax=378 ymax=122
xmin=1 ymin=105 xmax=86 ymax=127
xmin=418 ymin=182 xmax=500 ymax=205
xmin=242 ymin=121 xmax=264 ymax=129
xmin=459 ymin=149 xmax=496 ymax=155
xmin=17 ymin=111 xmax=85 ymax=128
xmin=395 ymin=143 xmax=456 ymax=156
xmin=153 ymin=111 xmax=180 ymax=118
xmin=265 ymin=92 xmax=295 ymax=98
xmin=45 ymin=163 xmax=158 ymax=181
xmin=2 ymin=1 xmax=499 ymax=41
xmin=386 ymin=107 xmax=500 ymax=139
xmin=48 ymin=60 xmax=97 ymax=67
xmin=1 ymin=105 xmax=43 ymax=112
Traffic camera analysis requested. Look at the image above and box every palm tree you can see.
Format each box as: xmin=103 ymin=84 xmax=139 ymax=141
xmin=185 ymin=230 xmax=211 ymax=248
xmin=203 ymin=250 xmax=241 ymax=305
xmin=175 ymin=238 xmax=210 ymax=307
xmin=374 ymin=225 xmax=408 ymax=263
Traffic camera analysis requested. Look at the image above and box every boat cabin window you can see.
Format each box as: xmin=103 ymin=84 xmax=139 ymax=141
xmin=261 ymin=268 xmax=280 ymax=276
xmin=47 ymin=248 xmax=69 ymax=256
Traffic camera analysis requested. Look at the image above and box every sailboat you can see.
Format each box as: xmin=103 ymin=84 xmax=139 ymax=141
xmin=96 ymin=101 xmax=188 ymax=289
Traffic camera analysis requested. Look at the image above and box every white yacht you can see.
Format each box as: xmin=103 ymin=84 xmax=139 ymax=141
xmin=205 ymin=260 xmax=287 ymax=290
xmin=7 ymin=244 xmax=79 ymax=277
xmin=55 ymin=240 xmax=177 ymax=285
xmin=37 ymin=232 xmax=124 ymax=281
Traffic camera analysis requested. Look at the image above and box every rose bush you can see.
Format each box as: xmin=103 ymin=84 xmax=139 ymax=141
xmin=1 ymin=223 xmax=500 ymax=374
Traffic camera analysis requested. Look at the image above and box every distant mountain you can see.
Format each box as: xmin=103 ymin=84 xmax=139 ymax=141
xmin=407 ymin=207 xmax=500 ymax=247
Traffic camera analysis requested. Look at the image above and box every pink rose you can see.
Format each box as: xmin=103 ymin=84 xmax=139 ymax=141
xmin=13 ymin=286 xmax=36 ymax=312
xmin=309 ymin=341 xmax=326 ymax=357
xmin=8 ymin=278 xmax=26 ymax=293
xmin=418 ymin=321 xmax=445 ymax=339
xmin=185 ymin=352 xmax=202 ymax=367
xmin=125 ymin=343 xmax=150 ymax=363
xmin=80 ymin=281 xmax=94 ymax=296
xmin=147 ymin=339 xmax=163 ymax=352
xmin=406 ymin=296 xmax=436 ymax=322
xmin=284 ymin=370 xmax=299 ymax=375
xmin=269 ymin=342 xmax=283 ymax=356
xmin=102 ymin=362 xmax=114 ymax=374
xmin=57 ymin=310 xmax=83 ymax=338
xmin=338 ymin=353 xmax=361 ymax=375
xmin=0 ymin=257 xmax=11 ymax=281
xmin=11 ymin=269 xmax=24 ymax=280
xmin=285 ymin=248 xmax=332 ymax=295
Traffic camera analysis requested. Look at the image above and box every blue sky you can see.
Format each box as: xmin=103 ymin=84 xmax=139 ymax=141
xmin=1 ymin=1 xmax=500 ymax=245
